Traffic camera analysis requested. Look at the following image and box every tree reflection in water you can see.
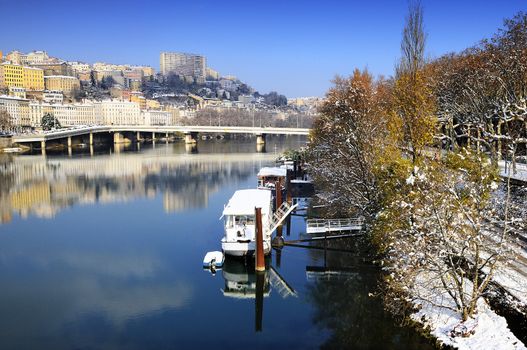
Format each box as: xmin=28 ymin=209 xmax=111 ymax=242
xmin=305 ymin=238 xmax=436 ymax=350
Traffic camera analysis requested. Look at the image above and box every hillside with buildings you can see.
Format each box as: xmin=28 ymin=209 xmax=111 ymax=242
xmin=0 ymin=50 xmax=317 ymax=132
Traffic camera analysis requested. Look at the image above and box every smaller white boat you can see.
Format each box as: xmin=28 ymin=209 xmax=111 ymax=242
xmin=203 ymin=251 xmax=224 ymax=268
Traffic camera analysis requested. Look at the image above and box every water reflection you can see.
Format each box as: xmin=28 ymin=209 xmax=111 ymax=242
xmin=0 ymin=138 xmax=438 ymax=349
xmin=221 ymin=258 xmax=271 ymax=299
xmin=0 ymin=140 xmax=294 ymax=224
xmin=305 ymin=240 xmax=434 ymax=349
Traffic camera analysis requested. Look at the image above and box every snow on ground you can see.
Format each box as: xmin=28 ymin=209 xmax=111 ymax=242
xmin=411 ymin=274 xmax=526 ymax=350
xmin=499 ymin=161 xmax=527 ymax=182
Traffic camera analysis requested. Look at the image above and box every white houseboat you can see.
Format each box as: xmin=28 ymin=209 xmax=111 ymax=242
xmin=221 ymin=189 xmax=273 ymax=257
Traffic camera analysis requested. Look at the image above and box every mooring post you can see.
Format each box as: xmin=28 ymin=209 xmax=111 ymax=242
xmin=255 ymin=207 xmax=265 ymax=272
xmin=272 ymin=179 xmax=284 ymax=248
xmin=275 ymin=179 xmax=283 ymax=237
xmin=275 ymin=248 xmax=282 ymax=268
xmin=286 ymin=169 xmax=292 ymax=204
xmin=255 ymin=269 xmax=264 ymax=332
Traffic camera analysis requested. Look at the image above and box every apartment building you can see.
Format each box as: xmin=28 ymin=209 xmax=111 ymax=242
xmin=95 ymin=100 xmax=141 ymax=125
xmin=0 ymin=95 xmax=31 ymax=126
xmin=44 ymin=75 xmax=80 ymax=96
xmin=160 ymin=52 xmax=206 ymax=79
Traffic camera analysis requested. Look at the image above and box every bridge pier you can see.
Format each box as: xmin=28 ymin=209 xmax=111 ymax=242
xmin=185 ymin=132 xmax=198 ymax=144
xmin=67 ymin=136 xmax=72 ymax=148
xmin=185 ymin=143 xmax=198 ymax=153
xmin=89 ymin=133 xmax=93 ymax=146
xmin=41 ymin=140 xmax=46 ymax=156
xmin=136 ymin=131 xmax=142 ymax=142
xmin=256 ymin=133 xmax=266 ymax=145
xmin=257 ymin=143 xmax=266 ymax=153
xmin=113 ymin=132 xmax=125 ymax=144
xmin=152 ymin=132 xmax=156 ymax=142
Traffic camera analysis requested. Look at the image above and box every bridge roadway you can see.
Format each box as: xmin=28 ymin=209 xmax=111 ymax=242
xmin=12 ymin=125 xmax=310 ymax=143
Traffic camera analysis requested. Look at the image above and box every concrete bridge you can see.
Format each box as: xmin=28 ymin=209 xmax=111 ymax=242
xmin=12 ymin=125 xmax=310 ymax=153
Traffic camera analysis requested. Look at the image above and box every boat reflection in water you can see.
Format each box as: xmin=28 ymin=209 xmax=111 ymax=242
xmin=218 ymin=257 xmax=297 ymax=332
xmin=221 ymin=258 xmax=271 ymax=299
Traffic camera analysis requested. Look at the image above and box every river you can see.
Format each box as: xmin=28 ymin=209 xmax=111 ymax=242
xmin=0 ymin=137 xmax=436 ymax=349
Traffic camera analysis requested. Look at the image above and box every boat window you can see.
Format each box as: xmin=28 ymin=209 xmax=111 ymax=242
xmin=234 ymin=215 xmax=255 ymax=226
xmin=225 ymin=215 xmax=234 ymax=228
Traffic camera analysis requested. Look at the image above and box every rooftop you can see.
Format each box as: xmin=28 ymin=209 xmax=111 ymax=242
xmin=257 ymin=167 xmax=287 ymax=178
xmin=222 ymin=189 xmax=271 ymax=216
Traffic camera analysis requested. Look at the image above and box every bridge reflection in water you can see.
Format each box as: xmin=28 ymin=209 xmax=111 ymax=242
xmin=0 ymin=138 xmax=303 ymax=224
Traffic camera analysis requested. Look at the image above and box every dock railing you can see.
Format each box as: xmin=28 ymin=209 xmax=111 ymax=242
xmin=306 ymin=217 xmax=364 ymax=234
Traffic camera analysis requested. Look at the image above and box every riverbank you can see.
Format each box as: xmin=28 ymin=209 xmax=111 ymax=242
xmin=306 ymin=158 xmax=527 ymax=349
xmin=409 ymin=273 xmax=525 ymax=350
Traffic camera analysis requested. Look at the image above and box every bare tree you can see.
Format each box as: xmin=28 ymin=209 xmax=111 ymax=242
xmin=397 ymin=0 xmax=426 ymax=78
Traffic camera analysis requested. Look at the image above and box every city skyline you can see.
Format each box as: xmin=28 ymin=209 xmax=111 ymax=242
xmin=1 ymin=0 xmax=526 ymax=97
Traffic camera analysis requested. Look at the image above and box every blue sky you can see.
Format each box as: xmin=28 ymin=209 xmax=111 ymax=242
xmin=1 ymin=0 xmax=525 ymax=97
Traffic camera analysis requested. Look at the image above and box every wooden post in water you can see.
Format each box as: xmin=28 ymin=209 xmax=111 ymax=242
xmin=275 ymin=179 xmax=282 ymax=237
xmin=286 ymin=169 xmax=292 ymax=204
xmin=255 ymin=207 xmax=265 ymax=272
xmin=255 ymin=269 xmax=264 ymax=332
xmin=272 ymin=179 xmax=285 ymax=248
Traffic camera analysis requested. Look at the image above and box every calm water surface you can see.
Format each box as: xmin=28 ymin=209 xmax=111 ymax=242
xmin=0 ymin=138 xmax=435 ymax=349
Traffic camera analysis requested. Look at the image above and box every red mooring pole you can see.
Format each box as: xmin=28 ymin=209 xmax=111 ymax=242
xmin=275 ymin=179 xmax=283 ymax=237
xmin=255 ymin=207 xmax=265 ymax=271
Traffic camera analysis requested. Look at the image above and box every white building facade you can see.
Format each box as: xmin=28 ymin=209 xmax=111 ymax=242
xmin=95 ymin=100 xmax=141 ymax=125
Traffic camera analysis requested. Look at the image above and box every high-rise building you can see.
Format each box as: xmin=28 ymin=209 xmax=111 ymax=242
xmin=159 ymin=52 xmax=206 ymax=79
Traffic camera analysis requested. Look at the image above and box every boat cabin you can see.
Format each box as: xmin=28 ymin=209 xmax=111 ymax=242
xmin=221 ymin=189 xmax=272 ymax=256
xmin=257 ymin=167 xmax=287 ymax=189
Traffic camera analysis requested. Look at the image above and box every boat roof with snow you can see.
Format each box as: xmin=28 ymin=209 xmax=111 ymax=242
xmin=257 ymin=167 xmax=287 ymax=178
xmin=222 ymin=189 xmax=271 ymax=216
